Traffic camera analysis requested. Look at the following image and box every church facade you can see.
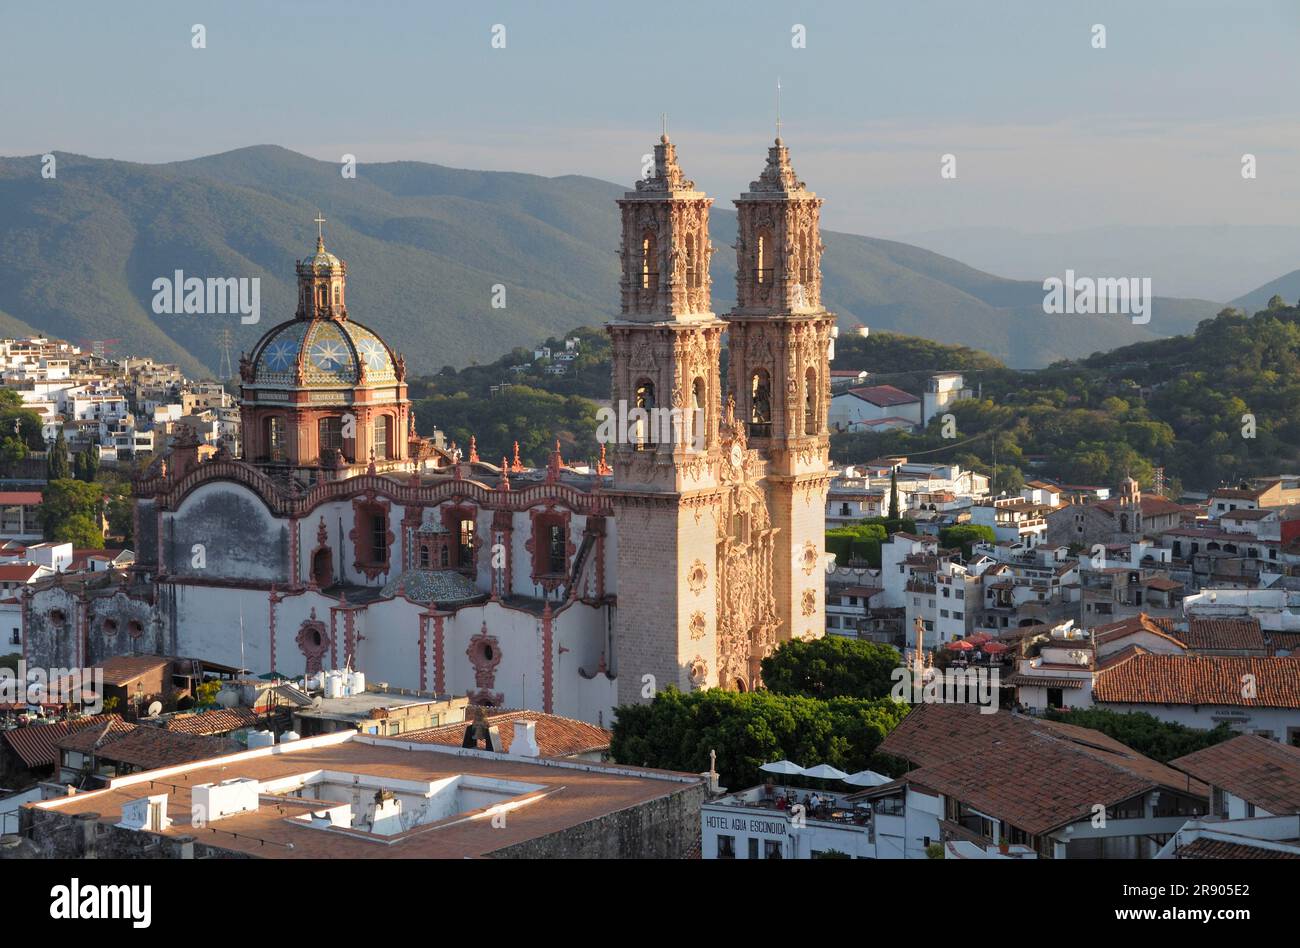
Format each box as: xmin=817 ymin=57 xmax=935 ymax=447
xmin=22 ymin=134 xmax=834 ymax=726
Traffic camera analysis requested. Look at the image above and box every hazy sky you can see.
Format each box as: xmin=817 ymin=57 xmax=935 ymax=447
xmin=5 ymin=0 xmax=1300 ymax=243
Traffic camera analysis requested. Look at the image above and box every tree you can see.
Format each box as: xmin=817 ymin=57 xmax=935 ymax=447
xmin=887 ymin=468 xmax=900 ymax=521
xmin=611 ymin=687 xmax=909 ymax=789
xmin=41 ymin=478 xmax=104 ymax=545
xmin=46 ymin=429 xmax=69 ymax=481
xmin=1043 ymin=707 xmax=1235 ymax=762
xmin=939 ymin=524 xmax=996 ymax=558
xmin=761 ymin=637 xmax=902 ymax=700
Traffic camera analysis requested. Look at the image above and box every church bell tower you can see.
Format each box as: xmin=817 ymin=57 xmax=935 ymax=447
xmin=726 ymin=137 xmax=836 ymax=644
xmin=608 ymin=135 xmax=728 ymax=704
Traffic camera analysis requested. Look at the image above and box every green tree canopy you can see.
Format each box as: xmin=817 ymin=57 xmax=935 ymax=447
xmin=611 ymin=687 xmax=909 ymax=788
xmin=760 ymin=637 xmax=902 ymax=700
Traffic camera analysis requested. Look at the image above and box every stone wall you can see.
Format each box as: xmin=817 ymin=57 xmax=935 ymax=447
xmin=485 ymin=781 xmax=705 ymax=859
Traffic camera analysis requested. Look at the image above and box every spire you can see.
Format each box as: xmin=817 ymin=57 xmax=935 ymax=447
xmin=749 ymin=137 xmax=805 ymax=193
xmin=468 ymin=435 xmax=479 ymax=464
xmin=635 ymin=133 xmax=694 ymax=193
xmin=499 ymin=457 xmax=510 ymax=491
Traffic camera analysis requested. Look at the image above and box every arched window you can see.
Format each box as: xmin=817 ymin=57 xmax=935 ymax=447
xmin=634 ymin=378 xmax=656 ymax=449
xmin=640 ymin=231 xmax=657 ymax=290
xmin=685 ymin=232 xmax=701 ymax=289
xmin=373 ymin=415 xmax=390 ymax=460
xmin=690 ymin=377 xmax=706 ymax=450
xmin=266 ymin=416 xmax=286 ymax=462
xmin=333 ymin=284 xmax=341 ymax=305
xmin=749 ymin=369 xmax=771 ymax=437
xmin=419 ymin=545 xmax=430 ymax=568
xmin=805 ymin=366 xmax=818 ymax=435
xmin=755 ymin=228 xmax=774 ymax=285
xmin=318 ymin=285 xmax=328 ymax=310
xmin=313 ymin=547 xmax=333 ymax=586
xmin=799 ymin=229 xmax=814 ymax=285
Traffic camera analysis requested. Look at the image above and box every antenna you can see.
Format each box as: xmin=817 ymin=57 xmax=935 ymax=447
xmin=776 ymin=77 xmax=783 ymax=140
xmin=217 ymin=327 xmax=234 ymax=381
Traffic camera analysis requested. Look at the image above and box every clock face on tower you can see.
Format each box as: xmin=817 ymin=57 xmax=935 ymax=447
xmin=731 ymin=442 xmax=743 ymax=470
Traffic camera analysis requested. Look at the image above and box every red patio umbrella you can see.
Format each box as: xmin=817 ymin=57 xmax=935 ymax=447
xmin=983 ymin=641 xmax=1009 ymax=654
xmin=966 ymin=632 xmax=992 ymax=645
xmin=945 ymin=639 xmax=975 ymax=651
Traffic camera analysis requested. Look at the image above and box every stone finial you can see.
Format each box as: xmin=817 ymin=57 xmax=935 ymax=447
xmin=749 ymin=138 xmax=806 ymax=193
xmin=596 ymin=443 xmax=611 ymax=476
xmin=511 ymin=440 xmax=523 ymax=473
xmin=468 ymin=435 xmax=479 ymax=464
xmin=635 ymin=135 xmax=694 ymax=192
xmin=499 ymin=458 xmax=510 ymax=491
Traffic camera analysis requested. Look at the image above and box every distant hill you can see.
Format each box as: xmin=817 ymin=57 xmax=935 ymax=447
xmin=0 ymin=146 xmax=1222 ymax=376
xmin=1230 ymin=269 xmax=1300 ymax=315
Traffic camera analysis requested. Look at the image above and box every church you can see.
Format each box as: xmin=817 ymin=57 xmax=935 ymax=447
xmin=22 ymin=132 xmax=836 ymax=726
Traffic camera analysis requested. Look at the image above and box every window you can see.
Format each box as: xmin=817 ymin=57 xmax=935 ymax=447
xmin=717 ymin=835 xmax=736 ymax=859
xmin=371 ymin=513 xmax=388 ymax=565
xmin=748 ymin=838 xmax=759 ymax=859
xmin=634 ymin=379 xmax=656 ymax=449
xmin=749 ymin=370 xmax=771 ymax=437
xmin=685 ymin=232 xmax=701 ymax=289
xmin=548 ymin=524 xmax=566 ymax=574
xmin=764 ymin=840 xmax=784 ymax=860
xmin=953 ymin=611 xmax=963 ymax=620
xmin=640 ymin=232 xmax=656 ymax=290
xmin=9 ymin=628 xmax=18 ymax=645
xmin=458 ymin=518 xmax=475 ymax=569
xmin=319 ymin=416 xmax=344 ymax=459
xmin=755 ymin=228 xmax=774 ymax=285
xmin=804 ymin=367 xmax=817 ymax=435
xmin=266 ymin=416 xmax=286 ymax=462
xmin=373 ymin=415 xmax=389 ymax=460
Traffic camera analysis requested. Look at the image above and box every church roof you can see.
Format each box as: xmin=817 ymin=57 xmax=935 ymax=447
xmin=380 ymin=569 xmax=480 ymax=605
xmin=250 ymin=315 xmax=398 ymax=389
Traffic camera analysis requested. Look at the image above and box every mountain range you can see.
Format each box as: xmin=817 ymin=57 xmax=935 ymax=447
xmin=0 ymin=145 xmax=1270 ymax=377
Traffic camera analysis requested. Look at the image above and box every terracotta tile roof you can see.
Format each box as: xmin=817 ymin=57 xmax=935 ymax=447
xmin=1093 ymin=614 xmax=1185 ymax=649
xmin=875 ymin=705 xmax=1206 ymax=836
xmin=1182 ymin=617 xmax=1266 ymax=652
xmin=56 ymin=725 xmax=236 ymax=769
xmin=1268 ymin=632 xmax=1300 ymax=653
xmin=1176 ymin=837 xmax=1300 ymax=859
xmin=1093 ymin=654 xmax=1300 ymax=708
xmin=1 ymin=714 xmax=124 ymax=769
xmin=160 ymin=707 xmax=262 ymax=736
xmin=1144 ymin=577 xmax=1183 ymax=591
xmin=388 ymin=710 xmax=610 ymax=759
xmin=52 ymin=717 xmax=137 ymax=754
xmin=1170 ymin=735 xmax=1300 ymax=814
xmin=92 ymin=655 xmax=171 ymax=687
xmin=0 ymin=564 xmax=46 ymax=582
xmin=1094 ymin=494 xmax=1185 ymax=519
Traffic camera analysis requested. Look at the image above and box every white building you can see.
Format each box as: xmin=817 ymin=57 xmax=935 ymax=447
xmin=921 ymin=373 xmax=972 ymax=426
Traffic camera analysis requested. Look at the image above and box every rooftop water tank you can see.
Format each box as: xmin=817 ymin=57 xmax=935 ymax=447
xmin=281 ymin=730 xmax=300 ymax=743
xmin=247 ymin=730 xmax=275 ymax=749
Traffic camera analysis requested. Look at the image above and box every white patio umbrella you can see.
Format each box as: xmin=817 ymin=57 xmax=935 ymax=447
xmin=759 ymin=759 xmax=805 ymax=777
xmin=759 ymin=759 xmax=805 ymax=794
xmin=842 ymin=769 xmax=892 ymax=788
xmin=801 ymin=763 xmax=849 ymax=781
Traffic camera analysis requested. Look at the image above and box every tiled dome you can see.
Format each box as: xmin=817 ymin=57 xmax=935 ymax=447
xmin=250 ymin=316 xmax=398 ymax=388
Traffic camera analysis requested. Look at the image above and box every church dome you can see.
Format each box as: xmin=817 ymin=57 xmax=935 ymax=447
xmin=250 ymin=315 xmax=399 ymax=388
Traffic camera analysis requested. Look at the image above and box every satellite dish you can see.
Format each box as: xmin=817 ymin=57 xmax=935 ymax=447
xmin=146 ymin=701 xmax=163 ymax=718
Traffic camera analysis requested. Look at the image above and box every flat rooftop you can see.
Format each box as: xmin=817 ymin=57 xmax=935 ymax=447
xmin=30 ymin=732 xmax=700 ymax=858
xmin=295 ymin=691 xmax=461 ymax=721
